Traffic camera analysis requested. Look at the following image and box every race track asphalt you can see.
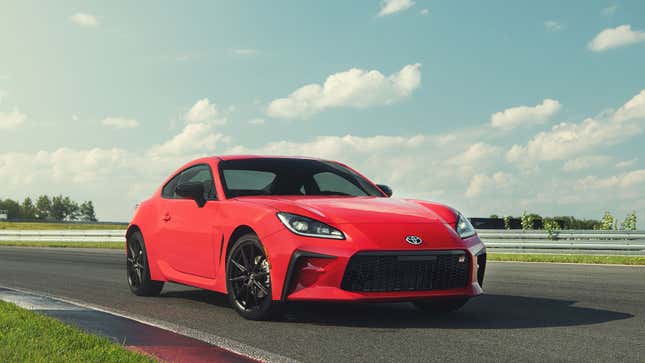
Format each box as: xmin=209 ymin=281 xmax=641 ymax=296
xmin=0 ymin=246 xmax=643 ymax=362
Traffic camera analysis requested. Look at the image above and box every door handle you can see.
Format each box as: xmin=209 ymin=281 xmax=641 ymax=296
xmin=162 ymin=213 xmax=171 ymax=222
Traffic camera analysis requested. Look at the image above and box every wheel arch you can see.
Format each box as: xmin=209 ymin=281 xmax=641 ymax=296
xmin=225 ymin=225 xmax=257 ymax=262
xmin=126 ymin=224 xmax=141 ymax=240
xmin=125 ymin=224 xmax=163 ymax=281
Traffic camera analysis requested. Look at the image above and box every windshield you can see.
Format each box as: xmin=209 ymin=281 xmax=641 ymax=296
xmin=219 ymin=158 xmax=384 ymax=198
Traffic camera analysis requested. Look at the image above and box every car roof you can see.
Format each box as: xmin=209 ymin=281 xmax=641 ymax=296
xmin=215 ymin=155 xmax=330 ymax=162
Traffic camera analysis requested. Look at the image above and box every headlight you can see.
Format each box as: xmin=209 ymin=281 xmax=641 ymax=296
xmin=456 ymin=212 xmax=476 ymax=238
xmin=277 ymin=212 xmax=345 ymax=239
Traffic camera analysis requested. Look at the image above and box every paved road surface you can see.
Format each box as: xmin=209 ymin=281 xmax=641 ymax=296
xmin=0 ymin=246 xmax=643 ymax=362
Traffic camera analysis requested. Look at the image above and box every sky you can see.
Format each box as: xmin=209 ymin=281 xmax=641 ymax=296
xmin=1 ymin=0 xmax=644 ymax=223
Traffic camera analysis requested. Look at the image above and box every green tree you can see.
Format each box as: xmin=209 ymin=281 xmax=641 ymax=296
xmin=64 ymin=196 xmax=80 ymax=221
xmin=20 ymin=197 xmax=37 ymax=219
xmin=50 ymin=195 xmax=65 ymax=221
xmin=598 ymin=211 xmax=615 ymax=230
xmin=50 ymin=195 xmax=78 ymax=221
xmin=543 ymin=218 xmax=560 ymax=240
xmin=489 ymin=214 xmax=499 ymax=218
xmin=553 ymin=216 xmax=601 ymax=230
xmin=35 ymin=195 xmax=52 ymax=220
xmin=79 ymin=201 xmax=97 ymax=222
xmin=503 ymin=215 xmax=511 ymax=230
xmin=0 ymin=198 xmax=21 ymax=220
xmin=621 ymin=212 xmax=637 ymax=231
xmin=521 ymin=211 xmax=535 ymax=231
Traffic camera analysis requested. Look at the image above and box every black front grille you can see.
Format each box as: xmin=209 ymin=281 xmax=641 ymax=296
xmin=340 ymin=251 xmax=471 ymax=292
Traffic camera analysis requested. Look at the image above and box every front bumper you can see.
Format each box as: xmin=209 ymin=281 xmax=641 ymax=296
xmin=263 ymin=228 xmax=486 ymax=302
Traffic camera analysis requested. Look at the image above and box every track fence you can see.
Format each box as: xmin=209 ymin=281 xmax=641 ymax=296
xmin=2 ymin=229 xmax=644 ymax=254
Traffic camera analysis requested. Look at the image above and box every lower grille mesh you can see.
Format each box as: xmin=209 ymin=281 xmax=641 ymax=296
xmin=340 ymin=251 xmax=471 ymax=292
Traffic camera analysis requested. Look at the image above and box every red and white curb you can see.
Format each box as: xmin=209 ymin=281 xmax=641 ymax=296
xmin=0 ymin=286 xmax=295 ymax=363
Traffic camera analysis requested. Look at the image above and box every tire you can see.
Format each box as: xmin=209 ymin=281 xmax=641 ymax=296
xmin=413 ymin=298 xmax=469 ymax=313
xmin=226 ymin=233 xmax=279 ymax=320
xmin=127 ymin=231 xmax=164 ymax=296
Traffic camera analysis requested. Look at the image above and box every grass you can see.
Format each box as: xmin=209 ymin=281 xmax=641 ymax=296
xmin=0 ymin=241 xmax=124 ymax=249
xmin=489 ymin=253 xmax=645 ymax=265
xmin=0 ymin=300 xmax=155 ymax=363
xmin=0 ymin=221 xmax=126 ymax=230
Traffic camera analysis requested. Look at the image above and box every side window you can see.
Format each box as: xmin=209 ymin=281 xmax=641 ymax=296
xmin=179 ymin=164 xmax=217 ymax=200
xmin=313 ymin=172 xmax=367 ymax=196
xmin=161 ymin=174 xmax=181 ymax=198
xmin=162 ymin=164 xmax=217 ymax=200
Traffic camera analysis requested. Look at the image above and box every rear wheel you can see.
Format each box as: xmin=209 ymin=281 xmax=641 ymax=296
xmin=226 ymin=234 xmax=278 ymax=320
xmin=413 ymin=298 xmax=469 ymax=313
xmin=127 ymin=231 xmax=164 ymax=296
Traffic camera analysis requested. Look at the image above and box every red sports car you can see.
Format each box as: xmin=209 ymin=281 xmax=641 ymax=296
xmin=126 ymin=156 xmax=486 ymax=320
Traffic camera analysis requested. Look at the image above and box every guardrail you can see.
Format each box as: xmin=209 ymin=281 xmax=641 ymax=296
xmin=0 ymin=230 xmax=125 ymax=242
xmin=478 ymin=230 xmax=645 ymax=252
xmin=1 ymin=229 xmax=644 ymax=254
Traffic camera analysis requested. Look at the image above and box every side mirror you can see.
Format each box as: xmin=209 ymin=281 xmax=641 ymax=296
xmin=376 ymin=184 xmax=393 ymax=197
xmin=175 ymin=182 xmax=206 ymax=207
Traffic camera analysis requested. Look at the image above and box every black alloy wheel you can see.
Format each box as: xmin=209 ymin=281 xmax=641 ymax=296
xmin=226 ymin=234 xmax=278 ymax=320
xmin=127 ymin=231 xmax=164 ymax=296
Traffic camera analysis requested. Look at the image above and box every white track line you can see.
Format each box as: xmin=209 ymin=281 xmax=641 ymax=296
xmin=0 ymin=284 xmax=296 ymax=363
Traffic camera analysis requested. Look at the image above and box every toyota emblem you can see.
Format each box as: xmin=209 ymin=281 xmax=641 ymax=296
xmin=405 ymin=235 xmax=423 ymax=245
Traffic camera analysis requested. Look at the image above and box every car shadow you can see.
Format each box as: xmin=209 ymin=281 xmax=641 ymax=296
xmin=160 ymin=288 xmax=633 ymax=330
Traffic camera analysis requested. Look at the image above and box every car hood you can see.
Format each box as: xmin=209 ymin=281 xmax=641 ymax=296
xmin=235 ymin=196 xmax=451 ymax=225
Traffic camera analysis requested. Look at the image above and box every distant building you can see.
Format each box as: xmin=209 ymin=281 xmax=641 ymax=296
xmin=0 ymin=210 xmax=7 ymax=221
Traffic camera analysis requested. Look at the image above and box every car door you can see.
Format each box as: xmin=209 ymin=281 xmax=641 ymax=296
xmin=161 ymin=164 xmax=222 ymax=278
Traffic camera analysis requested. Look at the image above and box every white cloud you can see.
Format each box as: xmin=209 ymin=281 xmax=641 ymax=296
xmin=490 ymin=99 xmax=561 ymax=130
xmin=70 ymin=13 xmax=100 ymax=28
xmin=266 ymin=63 xmax=421 ymax=120
xmin=612 ymin=90 xmax=645 ymax=122
xmin=231 ymin=134 xmax=427 ymax=158
xmin=0 ymin=118 xmax=642 ymax=224
xmin=448 ymin=142 xmax=501 ymax=169
xmin=378 ymin=0 xmax=415 ymax=16
xmin=2 ymin=87 xmax=643 ymax=224
xmin=0 ymin=109 xmax=26 ymax=129
xmin=588 ymin=24 xmax=645 ymax=52
xmin=230 ymin=48 xmax=259 ymax=56
xmin=185 ymin=98 xmax=226 ymax=125
xmin=507 ymin=90 xmax=645 ymax=165
xmin=101 ymin=117 xmax=139 ymax=129
xmin=616 ymin=158 xmax=638 ymax=169
xmin=0 ymin=147 xmax=129 ymax=185
xmin=249 ymin=118 xmax=265 ymax=125
xmin=147 ymin=123 xmax=229 ymax=158
xmin=507 ymin=118 xmax=640 ymax=164
xmin=578 ymin=170 xmax=645 ymax=189
xmin=563 ymin=155 xmax=611 ymax=172
xmin=601 ymin=5 xmax=617 ymax=16
xmin=420 ymin=9 xmax=429 ymax=16
xmin=148 ymin=98 xmax=231 ymax=158
xmin=544 ymin=21 xmax=563 ymax=32
xmin=466 ymin=172 xmax=512 ymax=198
